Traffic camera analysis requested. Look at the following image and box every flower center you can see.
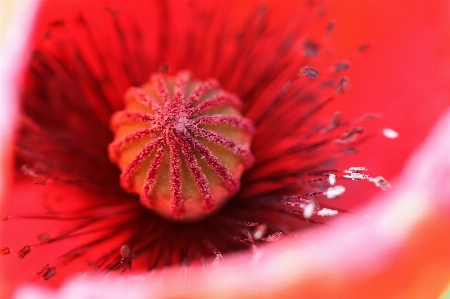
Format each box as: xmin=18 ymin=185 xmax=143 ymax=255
xmin=161 ymin=104 xmax=189 ymax=133
xmin=108 ymin=71 xmax=254 ymax=221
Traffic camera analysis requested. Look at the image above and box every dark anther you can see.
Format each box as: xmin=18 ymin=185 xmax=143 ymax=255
xmin=300 ymin=66 xmax=319 ymax=78
xmin=43 ymin=267 xmax=57 ymax=280
xmin=337 ymin=77 xmax=349 ymax=94
xmin=17 ymin=245 xmax=31 ymax=259
xmin=358 ymin=44 xmax=371 ymax=53
xmin=158 ymin=62 xmax=169 ymax=73
xmin=37 ymin=264 xmax=50 ymax=275
xmin=303 ymin=39 xmax=319 ymax=57
xmin=1 ymin=247 xmax=11 ymax=255
xmin=326 ymin=21 xmax=335 ymax=34
xmin=334 ymin=61 xmax=350 ymax=72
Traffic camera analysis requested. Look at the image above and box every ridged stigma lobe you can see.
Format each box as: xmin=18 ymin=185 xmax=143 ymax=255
xmin=108 ymin=71 xmax=254 ymax=221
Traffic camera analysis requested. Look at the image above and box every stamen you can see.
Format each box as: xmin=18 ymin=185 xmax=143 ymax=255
xmin=326 ymin=185 xmax=346 ymax=199
xmin=303 ymin=39 xmax=319 ymax=57
xmin=334 ymin=61 xmax=350 ymax=72
xmin=317 ymin=208 xmax=339 ymax=217
xmin=120 ymin=245 xmax=132 ymax=259
xmin=369 ymin=176 xmax=392 ymax=190
xmin=21 ymin=164 xmax=50 ymax=185
xmin=336 ymin=167 xmax=392 ymax=190
xmin=336 ymin=77 xmax=349 ymax=94
xmin=252 ymin=224 xmax=268 ymax=241
xmin=37 ymin=264 xmax=50 ymax=275
xmin=382 ymin=128 xmax=399 ymax=139
xmin=321 ymin=112 xmax=342 ymax=133
xmin=328 ymin=174 xmax=336 ymax=185
xmin=343 ymin=167 xmax=370 ymax=180
xmin=338 ymin=127 xmax=364 ymax=143
xmin=326 ymin=21 xmax=335 ymax=34
xmin=17 ymin=245 xmax=32 ymax=259
xmin=300 ymin=66 xmax=319 ymax=78
xmin=358 ymin=43 xmax=371 ymax=52
xmin=262 ymin=232 xmax=283 ymax=242
xmin=303 ymin=203 xmax=316 ymax=219
xmin=42 ymin=267 xmax=57 ymax=280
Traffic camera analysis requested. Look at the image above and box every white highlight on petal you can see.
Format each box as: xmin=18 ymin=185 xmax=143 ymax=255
xmin=317 ymin=208 xmax=339 ymax=217
xmin=326 ymin=186 xmax=346 ymax=199
xmin=328 ymin=174 xmax=336 ymax=185
xmin=303 ymin=203 xmax=315 ymax=219
xmin=252 ymin=224 xmax=268 ymax=240
xmin=382 ymin=128 xmax=399 ymax=139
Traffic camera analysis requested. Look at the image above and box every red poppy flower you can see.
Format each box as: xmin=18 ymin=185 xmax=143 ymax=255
xmin=1 ymin=0 xmax=449 ymax=298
